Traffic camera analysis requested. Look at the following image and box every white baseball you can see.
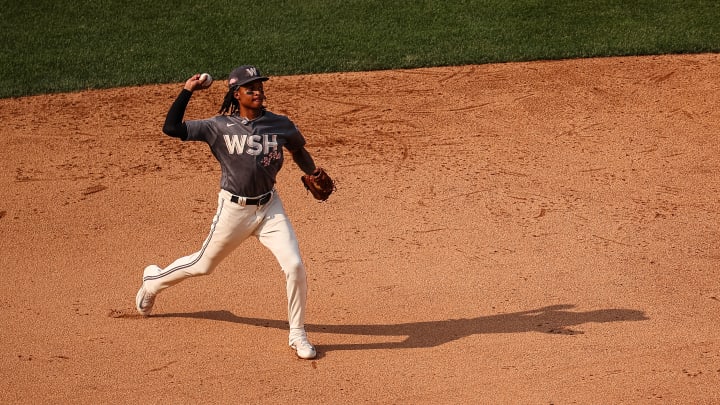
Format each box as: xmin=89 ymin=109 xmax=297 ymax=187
xmin=199 ymin=73 xmax=213 ymax=88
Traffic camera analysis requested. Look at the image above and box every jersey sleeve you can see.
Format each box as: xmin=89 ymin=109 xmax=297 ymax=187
xmin=283 ymin=120 xmax=307 ymax=152
xmin=185 ymin=119 xmax=219 ymax=144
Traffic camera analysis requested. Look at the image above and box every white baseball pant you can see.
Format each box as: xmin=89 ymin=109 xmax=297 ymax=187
xmin=141 ymin=189 xmax=308 ymax=331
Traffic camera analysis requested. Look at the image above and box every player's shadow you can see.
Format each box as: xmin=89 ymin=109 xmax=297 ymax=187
xmin=157 ymin=304 xmax=648 ymax=353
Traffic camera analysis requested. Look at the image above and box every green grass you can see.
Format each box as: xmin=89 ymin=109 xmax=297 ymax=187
xmin=1 ymin=0 xmax=719 ymax=98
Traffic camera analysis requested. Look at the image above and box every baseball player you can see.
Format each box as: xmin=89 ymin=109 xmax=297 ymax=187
xmin=135 ymin=65 xmax=330 ymax=360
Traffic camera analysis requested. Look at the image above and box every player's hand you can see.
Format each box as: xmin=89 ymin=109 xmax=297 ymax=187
xmin=184 ymin=74 xmax=205 ymax=92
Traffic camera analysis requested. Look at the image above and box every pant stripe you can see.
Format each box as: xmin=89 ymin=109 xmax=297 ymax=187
xmin=143 ymin=199 xmax=225 ymax=282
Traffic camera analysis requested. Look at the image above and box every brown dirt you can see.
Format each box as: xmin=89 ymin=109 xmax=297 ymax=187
xmin=1 ymin=53 xmax=719 ymax=404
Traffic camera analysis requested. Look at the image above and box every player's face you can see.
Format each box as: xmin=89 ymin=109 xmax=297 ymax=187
xmin=235 ymin=80 xmax=265 ymax=110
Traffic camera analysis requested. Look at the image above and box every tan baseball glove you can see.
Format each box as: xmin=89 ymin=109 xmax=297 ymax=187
xmin=301 ymin=167 xmax=335 ymax=201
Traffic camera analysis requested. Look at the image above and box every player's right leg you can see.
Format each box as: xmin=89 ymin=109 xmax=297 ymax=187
xmin=135 ymin=192 xmax=257 ymax=315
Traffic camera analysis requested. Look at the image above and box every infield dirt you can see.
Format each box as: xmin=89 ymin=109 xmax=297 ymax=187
xmin=1 ymin=53 xmax=719 ymax=403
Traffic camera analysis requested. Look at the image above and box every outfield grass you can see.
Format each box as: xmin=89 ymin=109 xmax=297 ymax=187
xmin=1 ymin=0 xmax=719 ymax=98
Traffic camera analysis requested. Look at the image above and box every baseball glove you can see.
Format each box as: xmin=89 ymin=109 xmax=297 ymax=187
xmin=301 ymin=167 xmax=335 ymax=201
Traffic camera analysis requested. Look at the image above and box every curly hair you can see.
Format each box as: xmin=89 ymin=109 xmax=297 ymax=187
xmin=218 ymin=88 xmax=239 ymax=115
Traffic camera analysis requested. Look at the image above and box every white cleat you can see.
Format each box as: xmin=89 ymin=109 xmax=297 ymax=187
xmin=135 ymin=265 xmax=160 ymax=316
xmin=290 ymin=334 xmax=317 ymax=359
xmin=135 ymin=284 xmax=156 ymax=316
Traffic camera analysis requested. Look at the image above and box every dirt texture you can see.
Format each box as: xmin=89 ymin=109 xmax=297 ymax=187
xmin=1 ymin=54 xmax=719 ymax=404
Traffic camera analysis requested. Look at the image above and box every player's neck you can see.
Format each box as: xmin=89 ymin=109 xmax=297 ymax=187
xmin=239 ymin=106 xmax=263 ymax=121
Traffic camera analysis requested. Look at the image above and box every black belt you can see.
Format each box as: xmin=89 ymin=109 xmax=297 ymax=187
xmin=230 ymin=190 xmax=273 ymax=205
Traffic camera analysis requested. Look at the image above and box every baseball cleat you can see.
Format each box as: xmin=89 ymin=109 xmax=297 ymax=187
xmin=136 ymin=265 xmax=160 ymax=316
xmin=290 ymin=334 xmax=317 ymax=359
xmin=135 ymin=284 xmax=156 ymax=316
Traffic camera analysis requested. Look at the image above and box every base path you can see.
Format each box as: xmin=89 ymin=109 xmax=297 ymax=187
xmin=1 ymin=53 xmax=719 ymax=403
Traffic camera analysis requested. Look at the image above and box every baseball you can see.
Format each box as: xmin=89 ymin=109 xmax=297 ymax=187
xmin=199 ymin=73 xmax=213 ymax=88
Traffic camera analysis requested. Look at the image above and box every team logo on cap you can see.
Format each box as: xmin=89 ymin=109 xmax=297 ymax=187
xmin=228 ymin=65 xmax=266 ymax=87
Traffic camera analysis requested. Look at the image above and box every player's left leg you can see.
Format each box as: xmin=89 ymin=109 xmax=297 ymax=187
xmin=254 ymin=193 xmax=315 ymax=359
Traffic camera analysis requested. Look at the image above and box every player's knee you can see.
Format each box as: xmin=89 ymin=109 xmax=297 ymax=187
xmin=283 ymin=259 xmax=306 ymax=281
xmin=190 ymin=267 xmax=214 ymax=276
xmin=185 ymin=261 xmax=218 ymax=277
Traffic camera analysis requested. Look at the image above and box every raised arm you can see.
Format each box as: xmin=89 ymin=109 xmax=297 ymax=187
xmin=162 ymin=74 xmax=209 ymax=140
